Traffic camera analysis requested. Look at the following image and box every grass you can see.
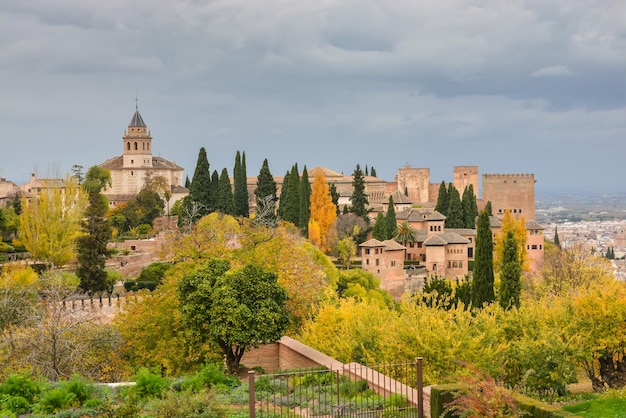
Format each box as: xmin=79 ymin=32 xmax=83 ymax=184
xmin=562 ymin=395 xmax=626 ymax=418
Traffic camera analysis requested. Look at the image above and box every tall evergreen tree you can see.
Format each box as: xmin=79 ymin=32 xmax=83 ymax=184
xmin=554 ymin=227 xmax=561 ymax=248
xmin=434 ymin=181 xmax=449 ymax=215
xmin=370 ymin=167 xmax=377 ymax=177
xmin=329 ymin=182 xmax=340 ymax=216
xmin=233 ymin=151 xmax=249 ymax=217
xmin=350 ymin=164 xmax=369 ymax=221
xmin=281 ymin=164 xmax=301 ymax=225
xmin=499 ymin=230 xmax=522 ymax=310
xmin=385 ymin=196 xmax=398 ymax=239
xmin=189 ymin=147 xmax=211 ymax=215
xmin=278 ymin=170 xmax=291 ymax=219
xmin=255 ymin=158 xmax=277 ymax=219
xmin=446 ymin=185 xmax=464 ymax=228
xmin=484 ymin=200 xmax=493 ymax=216
xmin=216 ymin=168 xmax=235 ymax=215
xmin=462 ymin=184 xmax=478 ymax=228
xmin=299 ymin=166 xmax=311 ymax=233
xmin=472 ymin=210 xmax=495 ymax=308
xmin=184 ymin=175 xmax=190 ymax=188
xmin=372 ymin=212 xmax=388 ymax=241
xmin=365 ymin=165 xmax=369 ymax=176
xmin=208 ymin=170 xmax=219 ymax=212
xmin=76 ymin=166 xmax=112 ymax=294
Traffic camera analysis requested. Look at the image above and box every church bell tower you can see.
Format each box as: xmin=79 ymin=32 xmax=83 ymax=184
xmin=122 ymin=103 xmax=153 ymax=168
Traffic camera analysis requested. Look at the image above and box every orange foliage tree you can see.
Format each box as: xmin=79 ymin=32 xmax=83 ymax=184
xmin=308 ymin=170 xmax=337 ymax=253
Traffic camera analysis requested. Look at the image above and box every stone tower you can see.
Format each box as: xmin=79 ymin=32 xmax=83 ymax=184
xmin=482 ymin=173 xmax=535 ymax=220
xmin=122 ymin=106 xmax=153 ymax=169
xmin=453 ymin=166 xmax=479 ymax=197
xmin=396 ymin=164 xmax=430 ymax=204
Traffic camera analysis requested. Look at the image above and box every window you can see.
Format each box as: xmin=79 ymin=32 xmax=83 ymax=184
xmin=127 ymin=142 xmax=131 ymax=150
xmin=459 ymin=261 xmax=463 ymax=268
xmin=375 ymin=259 xmax=379 ymax=266
xmin=433 ymin=264 xmax=437 ymax=271
xmin=391 ymin=260 xmax=396 ymax=267
xmin=131 ymin=159 xmax=134 ymax=164
xmin=540 ymin=245 xmax=543 ymax=250
xmin=531 ymin=245 xmax=538 ymax=250
xmin=134 ymin=142 xmax=138 ymax=150
xmin=366 ymin=259 xmax=369 ymax=265
xmin=468 ymin=248 xmax=474 ymax=258
xmin=365 ymin=249 xmax=370 ymax=255
xmin=418 ymin=243 xmax=422 ymax=248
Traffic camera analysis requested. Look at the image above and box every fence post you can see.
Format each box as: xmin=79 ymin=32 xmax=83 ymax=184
xmin=249 ymin=370 xmax=256 ymax=418
xmin=417 ymin=357 xmax=424 ymax=418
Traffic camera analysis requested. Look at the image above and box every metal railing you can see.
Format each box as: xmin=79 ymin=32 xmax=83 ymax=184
xmin=249 ymin=359 xmax=424 ymax=418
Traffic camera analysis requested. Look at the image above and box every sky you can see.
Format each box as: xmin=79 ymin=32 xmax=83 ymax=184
xmin=1 ymin=0 xmax=625 ymax=194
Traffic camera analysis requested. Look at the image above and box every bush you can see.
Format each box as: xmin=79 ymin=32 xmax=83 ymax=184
xmin=0 ymin=394 xmax=31 ymax=415
xmin=146 ymin=389 xmax=228 ymax=418
xmin=61 ymin=374 xmax=96 ymax=405
xmin=0 ymin=373 xmax=42 ymax=404
xmin=132 ymin=368 xmax=169 ymax=399
xmin=137 ymin=262 xmax=172 ymax=285
xmin=180 ymin=363 xmax=239 ymax=393
xmin=34 ymin=387 xmax=77 ymax=413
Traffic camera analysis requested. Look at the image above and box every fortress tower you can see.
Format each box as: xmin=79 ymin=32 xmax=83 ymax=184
xmin=453 ymin=166 xmax=479 ymax=196
xmin=395 ymin=164 xmax=430 ymax=204
xmin=482 ymin=174 xmax=535 ymax=220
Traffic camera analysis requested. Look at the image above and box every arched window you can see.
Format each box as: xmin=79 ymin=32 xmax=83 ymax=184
xmin=127 ymin=142 xmax=131 ymax=151
xmin=134 ymin=142 xmax=138 ymax=150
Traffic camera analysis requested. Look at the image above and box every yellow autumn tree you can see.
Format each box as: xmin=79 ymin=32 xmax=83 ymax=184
xmin=494 ymin=210 xmax=528 ymax=273
xmin=308 ymin=170 xmax=337 ymax=253
xmin=17 ymin=175 xmax=87 ymax=268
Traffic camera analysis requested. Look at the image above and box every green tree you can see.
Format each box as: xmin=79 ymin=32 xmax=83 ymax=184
xmin=178 ymin=259 xmax=290 ymax=374
xmin=499 ymin=230 xmax=522 ymax=310
xmin=421 ymin=275 xmax=456 ymax=310
xmin=395 ymin=221 xmax=417 ymax=249
xmin=281 ymin=165 xmax=301 ymax=225
xmin=71 ymin=164 xmax=84 ymax=185
xmin=189 ymin=147 xmax=211 ymax=215
xmin=350 ymin=164 xmax=369 ymax=220
xmin=329 ymin=182 xmax=340 ymax=215
xmin=18 ymin=175 xmax=86 ymax=268
xmin=254 ymin=158 xmax=278 ymax=221
xmin=76 ymin=166 xmax=112 ymax=294
xmin=299 ymin=166 xmax=311 ymax=232
xmin=434 ymin=181 xmax=448 ymax=215
xmin=554 ymin=227 xmax=560 ymax=248
xmin=208 ymin=170 xmax=219 ymax=212
xmin=370 ymin=167 xmax=377 ymax=177
xmin=336 ymin=237 xmax=356 ymax=270
xmin=484 ymin=200 xmax=493 ymax=216
xmin=233 ymin=151 xmax=249 ymax=217
xmin=462 ymin=184 xmax=478 ymax=228
xmin=445 ymin=185 xmax=464 ymax=228
xmin=385 ymin=196 xmax=397 ymax=239
xmin=372 ymin=212 xmax=387 ymax=241
xmin=216 ymin=168 xmax=235 ymax=215
xmin=472 ymin=210 xmax=495 ymax=308
xmin=277 ymin=170 xmax=291 ymax=219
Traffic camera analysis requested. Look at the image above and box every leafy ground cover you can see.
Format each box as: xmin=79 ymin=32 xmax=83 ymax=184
xmin=562 ymin=398 xmax=626 ymax=417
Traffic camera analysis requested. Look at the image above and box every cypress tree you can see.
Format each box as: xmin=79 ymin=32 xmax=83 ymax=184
xmin=329 ymin=182 xmax=340 ymax=216
xmin=484 ymin=201 xmax=493 ymax=216
xmin=372 ymin=212 xmax=388 ymax=240
xmin=216 ymin=168 xmax=235 ymax=215
xmin=499 ymin=230 xmax=522 ymax=310
xmin=462 ymin=184 xmax=478 ymax=228
xmin=281 ymin=164 xmax=301 ymax=225
xmin=76 ymin=166 xmax=112 ymax=294
xmin=350 ymin=164 xmax=369 ymax=220
xmin=370 ymin=167 xmax=377 ymax=177
xmin=434 ymin=181 xmax=449 ymax=215
xmin=554 ymin=227 xmax=561 ymax=248
xmin=208 ymin=170 xmax=219 ymax=212
xmin=233 ymin=151 xmax=249 ymax=217
xmin=472 ymin=210 xmax=495 ymax=308
xmin=299 ymin=166 xmax=311 ymax=233
xmin=184 ymin=175 xmax=190 ymax=188
xmin=278 ymin=170 xmax=291 ymax=219
xmin=189 ymin=147 xmax=211 ymax=215
xmin=446 ymin=186 xmax=464 ymax=228
xmin=255 ymin=158 xmax=277 ymax=219
xmin=385 ymin=196 xmax=397 ymax=239
xmin=365 ymin=165 xmax=369 ymax=176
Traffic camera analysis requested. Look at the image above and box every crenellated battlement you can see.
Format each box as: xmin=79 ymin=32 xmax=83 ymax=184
xmin=483 ymin=173 xmax=534 ymax=179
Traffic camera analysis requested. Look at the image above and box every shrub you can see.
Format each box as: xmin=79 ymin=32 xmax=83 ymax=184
xmin=61 ymin=374 xmax=96 ymax=405
xmin=34 ymin=387 xmax=77 ymax=413
xmin=180 ymin=363 xmax=239 ymax=393
xmin=146 ymin=389 xmax=228 ymax=418
xmin=0 ymin=394 xmax=31 ymax=415
xmin=0 ymin=373 xmax=42 ymax=404
xmin=137 ymin=262 xmax=172 ymax=285
xmin=132 ymin=368 xmax=169 ymax=399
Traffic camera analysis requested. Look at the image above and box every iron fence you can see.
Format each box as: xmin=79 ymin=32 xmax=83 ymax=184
xmin=249 ymin=359 xmax=424 ymax=418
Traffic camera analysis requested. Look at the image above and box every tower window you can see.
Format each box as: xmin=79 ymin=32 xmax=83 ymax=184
xmin=134 ymin=142 xmax=138 ymax=150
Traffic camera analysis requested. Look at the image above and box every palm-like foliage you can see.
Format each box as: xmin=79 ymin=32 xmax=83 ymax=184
xmin=395 ymin=221 xmax=418 ymax=246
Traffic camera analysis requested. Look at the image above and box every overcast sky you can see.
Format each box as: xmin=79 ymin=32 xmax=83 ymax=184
xmin=1 ymin=0 xmax=625 ymax=194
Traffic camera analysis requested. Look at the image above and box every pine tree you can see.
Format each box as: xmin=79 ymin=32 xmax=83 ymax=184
xmin=370 ymin=167 xmax=377 ymax=177
xmin=385 ymin=196 xmax=397 ymax=239
xmin=462 ymin=184 xmax=478 ymax=228
xmin=255 ymin=158 xmax=277 ymax=219
xmin=446 ymin=186 xmax=464 ymax=228
xmin=329 ymin=182 xmax=340 ymax=216
xmin=372 ymin=212 xmax=387 ymax=240
xmin=278 ymin=170 xmax=291 ymax=219
xmin=216 ymin=168 xmax=235 ymax=215
xmin=499 ymin=230 xmax=522 ymax=310
xmin=554 ymin=227 xmax=561 ymax=248
xmin=350 ymin=164 xmax=369 ymax=220
xmin=281 ymin=164 xmax=301 ymax=225
xmin=435 ymin=181 xmax=449 ymax=215
xmin=472 ymin=210 xmax=495 ymax=308
xmin=233 ymin=151 xmax=249 ymax=217
xmin=189 ymin=147 xmax=211 ymax=215
xmin=76 ymin=166 xmax=112 ymax=294
xmin=308 ymin=169 xmax=337 ymax=253
xmin=299 ymin=166 xmax=311 ymax=233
